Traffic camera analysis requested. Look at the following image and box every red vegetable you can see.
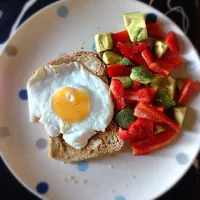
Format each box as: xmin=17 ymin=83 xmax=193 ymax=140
xmin=165 ymin=31 xmax=180 ymax=54
xmin=129 ymin=118 xmax=154 ymax=140
xmin=177 ymin=79 xmax=198 ymax=105
xmin=149 ymin=61 xmax=169 ymax=77
xmin=132 ymin=41 xmax=149 ymax=53
xmin=113 ymin=30 xmax=130 ymax=45
xmin=110 ymin=78 xmax=126 ymax=111
xmin=119 ymin=128 xmax=136 ymax=142
xmin=157 ymin=60 xmax=173 ymax=72
xmin=134 ymin=102 xmax=180 ymax=132
xmin=132 ymin=81 xmax=141 ymax=90
xmin=124 ymin=87 xmax=157 ymax=103
xmin=107 ymin=64 xmax=131 ymax=77
xmin=161 ymin=51 xmax=182 ymax=68
xmin=154 ymin=105 xmax=164 ymax=112
xmin=146 ymin=22 xmax=164 ymax=40
xmin=132 ymin=129 xmax=179 ymax=155
xmin=116 ymin=42 xmax=148 ymax=67
xmin=141 ymin=49 xmax=155 ymax=66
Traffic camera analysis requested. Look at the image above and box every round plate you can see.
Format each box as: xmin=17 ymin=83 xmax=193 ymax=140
xmin=0 ymin=0 xmax=200 ymax=199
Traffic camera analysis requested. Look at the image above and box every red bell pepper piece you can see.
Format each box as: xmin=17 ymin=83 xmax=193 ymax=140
xmin=177 ymin=79 xmax=198 ymax=105
xmin=129 ymin=118 xmax=154 ymax=140
xmin=157 ymin=60 xmax=173 ymax=72
xmin=110 ymin=78 xmax=126 ymax=111
xmin=132 ymin=81 xmax=141 ymax=90
xmin=132 ymin=129 xmax=179 ymax=155
xmin=116 ymin=42 xmax=148 ymax=67
xmin=107 ymin=65 xmax=132 ymax=77
xmin=165 ymin=31 xmax=180 ymax=54
xmin=112 ymin=30 xmax=130 ymax=45
xmin=161 ymin=51 xmax=182 ymax=68
xmin=124 ymin=87 xmax=157 ymax=103
xmin=141 ymin=49 xmax=155 ymax=66
xmin=119 ymin=128 xmax=136 ymax=142
xmin=146 ymin=22 xmax=164 ymax=40
xmin=149 ymin=61 xmax=169 ymax=77
xmin=153 ymin=105 xmax=164 ymax=112
xmin=132 ymin=41 xmax=149 ymax=53
xmin=134 ymin=102 xmax=180 ymax=132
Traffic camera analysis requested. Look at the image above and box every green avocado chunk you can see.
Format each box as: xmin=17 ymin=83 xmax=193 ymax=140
xmin=94 ymin=32 xmax=113 ymax=53
xmin=115 ymin=108 xmax=135 ymax=129
xmin=123 ymin=12 xmax=148 ymax=42
xmin=114 ymin=76 xmax=133 ymax=89
xmin=173 ymin=106 xmax=187 ymax=127
xmin=120 ymin=57 xmax=134 ymax=66
xmin=156 ymin=89 xmax=176 ymax=108
xmin=130 ymin=66 xmax=153 ymax=84
xmin=102 ymin=51 xmax=123 ymax=65
xmin=154 ymin=125 xmax=165 ymax=134
xmin=176 ymin=78 xmax=185 ymax=90
xmin=153 ymin=40 xmax=168 ymax=58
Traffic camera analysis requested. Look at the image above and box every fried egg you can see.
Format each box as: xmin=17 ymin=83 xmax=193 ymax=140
xmin=27 ymin=61 xmax=114 ymax=149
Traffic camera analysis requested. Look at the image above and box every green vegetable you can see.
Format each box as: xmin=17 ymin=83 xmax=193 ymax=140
xmin=114 ymin=76 xmax=133 ymax=88
xmin=115 ymin=108 xmax=135 ymax=129
xmin=102 ymin=51 xmax=123 ymax=65
xmin=120 ymin=57 xmax=134 ymax=66
xmin=123 ymin=12 xmax=147 ymax=42
xmin=130 ymin=66 xmax=153 ymax=84
xmin=153 ymin=40 xmax=168 ymax=58
xmin=154 ymin=125 xmax=165 ymax=134
xmin=176 ymin=78 xmax=185 ymax=90
xmin=94 ymin=32 xmax=113 ymax=53
xmin=173 ymin=106 xmax=187 ymax=127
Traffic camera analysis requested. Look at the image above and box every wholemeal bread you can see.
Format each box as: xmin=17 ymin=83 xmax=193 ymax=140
xmin=34 ymin=51 xmax=124 ymax=163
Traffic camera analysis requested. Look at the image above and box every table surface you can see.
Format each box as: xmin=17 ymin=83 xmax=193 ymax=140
xmin=0 ymin=0 xmax=199 ymax=199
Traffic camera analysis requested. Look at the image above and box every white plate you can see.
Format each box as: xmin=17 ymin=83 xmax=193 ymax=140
xmin=0 ymin=0 xmax=200 ymax=200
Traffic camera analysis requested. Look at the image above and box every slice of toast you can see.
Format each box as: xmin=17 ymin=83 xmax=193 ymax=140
xmin=46 ymin=51 xmax=124 ymax=163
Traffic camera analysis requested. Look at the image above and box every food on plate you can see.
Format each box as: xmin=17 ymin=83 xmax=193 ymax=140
xmin=27 ymin=52 xmax=124 ymax=163
xmin=94 ymin=11 xmax=198 ymax=155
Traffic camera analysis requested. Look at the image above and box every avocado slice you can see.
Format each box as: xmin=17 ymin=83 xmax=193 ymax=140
xmin=173 ymin=106 xmax=187 ymax=127
xmin=156 ymin=89 xmax=176 ymax=108
xmin=94 ymin=32 xmax=113 ymax=53
xmin=123 ymin=12 xmax=148 ymax=42
xmin=151 ymin=76 xmax=176 ymax=99
xmin=120 ymin=57 xmax=134 ymax=66
xmin=102 ymin=51 xmax=123 ymax=65
xmin=115 ymin=108 xmax=135 ymax=129
xmin=115 ymin=76 xmax=133 ymax=89
xmin=176 ymin=78 xmax=185 ymax=90
xmin=130 ymin=66 xmax=153 ymax=84
xmin=153 ymin=40 xmax=168 ymax=58
xmin=154 ymin=125 xmax=165 ymax=134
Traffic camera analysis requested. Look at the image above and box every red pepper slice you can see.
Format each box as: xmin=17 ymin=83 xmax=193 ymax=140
xmin=149 ymin=61 xmax=169 ymax=77
xmin=165 ymin=31 xmax=180 ymax=54
xmin=124 ymin=87 xmax=157 ymax=103
xmin=146 ymin=22 xmax=164 ymax=40
xmin=110 ymin=78 xmax=126 ymax=112
xmin=129 ymin=118 xmax=154 ymax=140
xmin=177 ymin=79 xmax=198 ymax=105
xmin=134 ymin=102 xmax=180 ymax=132
xmin=132 ymin=41 xmax=149 ymax=53
xmin=141 ymin=49 xmax=155 ymax=66
xmin=132 ymin=81 xmax=141 ymax=90
xmin=119 ymin=128 xmax=136 ymax=142
xmin=161 ymin=51 xmax=182 ymax=68
xmin=156 ymin=59 xmax=173 ymax=72
xmin=112 ymin=30 xmax=130 ymax=45
xmin=132 ymin=129 xmax=179 ymax=155
xmin=107 ymin=65 xmax=132 ymax=77
xmin=116 ymin=42 xmax=148 ymax=67
xmin=153 ymin=105 xmax=164 ymax=112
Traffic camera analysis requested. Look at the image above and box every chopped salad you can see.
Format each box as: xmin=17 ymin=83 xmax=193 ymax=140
xmin=94 ymin=11 xmax=199 ymax=155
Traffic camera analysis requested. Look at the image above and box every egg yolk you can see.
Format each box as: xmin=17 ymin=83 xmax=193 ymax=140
xmin=52 ymin=87 xmax=90 ymax=123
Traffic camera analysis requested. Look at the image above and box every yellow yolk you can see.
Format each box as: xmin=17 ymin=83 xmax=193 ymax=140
xmin=52 ymin=87 xmax=90 ymax=123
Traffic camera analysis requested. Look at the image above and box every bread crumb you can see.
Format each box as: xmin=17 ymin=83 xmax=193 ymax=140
xmin=109 ymin=165 xmax=114 ymax=169
xmin=82 ymin=179 xmax=87 ymax=183
xmin=81 ymin=41 xmax=84 ymax=45
xmin=68 ymin=176 xmax=74 ymax=180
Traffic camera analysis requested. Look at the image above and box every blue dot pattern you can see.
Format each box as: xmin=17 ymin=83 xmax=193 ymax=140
xmin=92 ymin=43 xmax=96 ymax=52
xmin=176 ymin=152 xmax=189 ymax=165
xmin=36 ymin=182 xmax=49 ymax=194
xmin=146 ymin=13 xmax=157 ymax=23
xmin=57 ymin=6 xmax=69 ymax=18
xmin=19 ymin=89 xmax=28 ymax=100
xmin=77 ymin=161 xmax=88 ymax=172
xmin=115 ymin=196 xmax=126 ymax=200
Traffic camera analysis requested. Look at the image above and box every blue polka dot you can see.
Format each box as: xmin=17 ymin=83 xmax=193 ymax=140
xmin=92 ymin=43 xmax=96 ymax=52
xmin=176 ymin=152 xmax=189 ymax=165
xmin=146 ymin=13 xmax=157 ymax=23
xmin=19 ymin=89 xmax=28 ymax=100
xmin=36 ymin=138 xmax=47 ymax=149
xmin=115 ymin=196 xmax=126 ymax=200
xmin=57 ymin=6 xmax=69 ymax=18
xmin=36 ymin=182 xmax=49 ymax=194
xmin=77 ymin=161 xmax=88 ymax=172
